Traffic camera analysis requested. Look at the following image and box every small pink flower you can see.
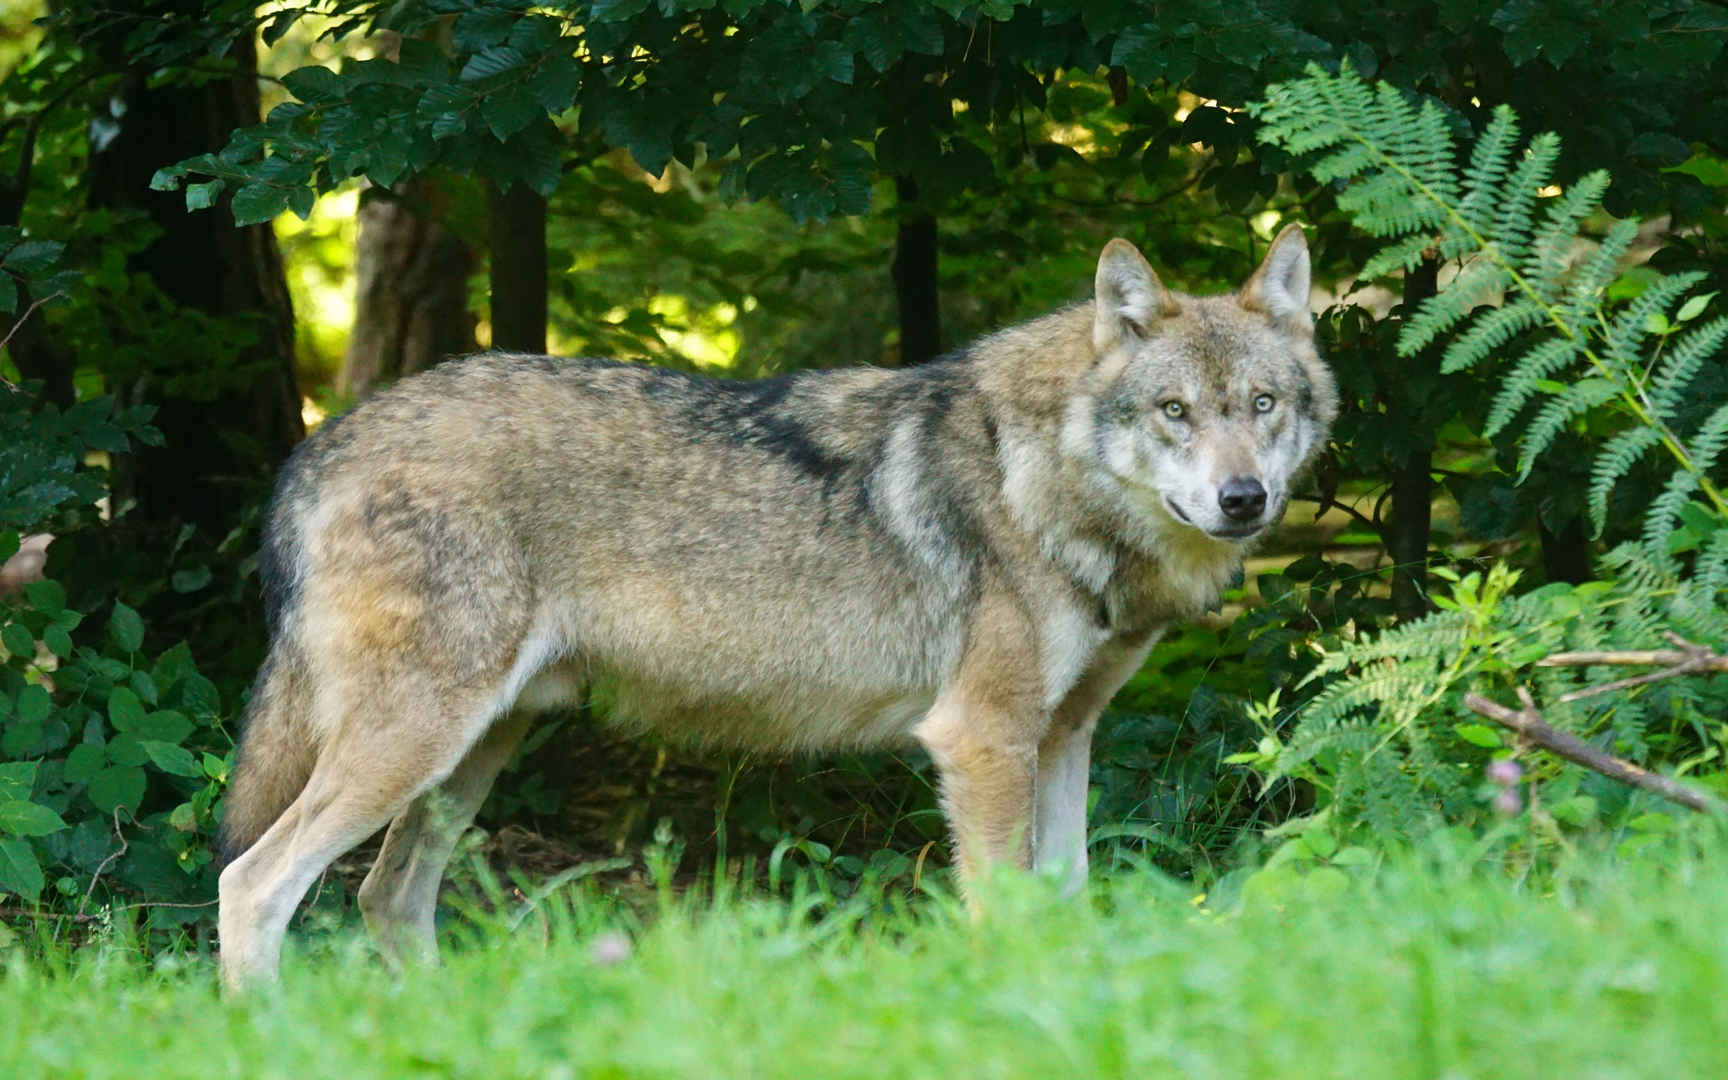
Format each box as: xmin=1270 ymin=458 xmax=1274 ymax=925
xmin=1487 ymin=759 xmax=1523 ymax=787
xmin=1493 ymin=788 xmax=1523 ymax=816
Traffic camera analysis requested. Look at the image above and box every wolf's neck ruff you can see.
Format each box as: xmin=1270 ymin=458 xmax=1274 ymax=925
xmin=216 ymin=225 xmax=1333 ymax=991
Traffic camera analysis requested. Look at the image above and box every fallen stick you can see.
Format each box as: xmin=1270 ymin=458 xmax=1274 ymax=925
xmin=1463 ymin=687 xmax=1728 ymax=818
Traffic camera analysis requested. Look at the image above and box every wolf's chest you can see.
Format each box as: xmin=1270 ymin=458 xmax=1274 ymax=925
xmin=1103 ymin=540 xmax=1243 ymax=634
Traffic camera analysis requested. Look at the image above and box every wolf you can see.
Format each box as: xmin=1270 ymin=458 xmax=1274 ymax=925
xmin=216 ymin=224 xmax=1335 ymax=988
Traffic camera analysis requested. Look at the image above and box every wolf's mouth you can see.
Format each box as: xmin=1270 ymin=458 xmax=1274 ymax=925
xmin=1165 ymin=495 xmax=1263 ymax=541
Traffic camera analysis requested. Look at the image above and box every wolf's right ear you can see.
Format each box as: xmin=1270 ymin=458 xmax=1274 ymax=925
xmin=1239 ymin=223 xmax=1312 ymax=333
xmin=1094 ymin=239 xmax=1180 ymax=353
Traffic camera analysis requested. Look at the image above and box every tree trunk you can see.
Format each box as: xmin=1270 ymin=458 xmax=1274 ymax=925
xmin=1539 ymin=516 xmax=1593 ymax=585
xmin=340 ymin=177 xmax=476 ymax=400
xmin=1388 ymin=257 xmax=1440 ymax=622
xmin=86 ymin=29 xmax=302 ymax=531
xmin=487 ymin=180 xmax=547 ymax=355
xmin=891 ymin=176 xmax=940 ymax=366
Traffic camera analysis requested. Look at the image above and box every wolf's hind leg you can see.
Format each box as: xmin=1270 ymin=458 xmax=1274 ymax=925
xmin=357 ymin=708 xmax=535 ymax=965
xmin=217 ymin=687 xmax=502 ymax=992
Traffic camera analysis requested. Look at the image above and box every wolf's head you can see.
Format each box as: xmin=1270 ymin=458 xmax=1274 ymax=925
xmin=1075 ymin=224 xmax=1337 ymax=544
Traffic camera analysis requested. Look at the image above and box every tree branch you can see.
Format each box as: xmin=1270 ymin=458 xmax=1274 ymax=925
xmin=1464 ymin=686 xmax=1727 ymax=817
xmin=1539 ymin=631 xmax=1728 ymax=703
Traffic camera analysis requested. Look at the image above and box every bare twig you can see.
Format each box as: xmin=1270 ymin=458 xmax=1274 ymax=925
xmin=1539 ymin=631 xmax=1728 ymax=703
xmin=0 ymin=289 xmax=65 ymax=366
xmin=77 ymin=808 xmax=130 ymax=919
xmin=1464 ymin=687 xmax=1728 ymax=817
xmin=0 ymin=905 xmax=100 ymax=923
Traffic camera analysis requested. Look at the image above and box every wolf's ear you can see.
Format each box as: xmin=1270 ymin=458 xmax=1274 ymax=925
xmin=1239 ymin=223 xmax=1312 ymax=332
xmin=1094 ymin=239 xmax=1180 ymax=353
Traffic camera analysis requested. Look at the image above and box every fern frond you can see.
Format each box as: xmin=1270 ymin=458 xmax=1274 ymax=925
xmin=1522 ymin=171 xmax=1612 ymax=304
xmin=1359 ymin=234 xmax=1439 ymax=280
xmin=1440 ymin=297 xmax=1546 ymax=374
xmin=1603 ymin=271 xmax=1707 ymax=372
xmin=1686 ymin=401 xmax=1728 ymax=475
xmin=1444 ymin=105 xmax=1520 ymax=257
xmin=1556 ymin=218 xmax=1640 ymax=329
xmin=1696 ymin=529 xmax=1728 ymax=595
xmin=1483 ymin=337 xmax=1585 ymax=436
xmin=1489 ymin=133 xmax=1560 ymax=265
xmin=1397 ymin=258 xmax=1508 ymax=356
xmin=1648 ymin=315 xmax=1728 ymax=421
xmin=1585 ymin=425 xmax=1662 ymax=537
xmin=1516 ymin=376 xmax=1620 ymax=481
xmin=1642 ymin=469 xmax=1701 ymax=568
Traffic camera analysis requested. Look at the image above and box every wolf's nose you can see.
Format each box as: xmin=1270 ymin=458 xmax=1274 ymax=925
xmin=1218 ymin=476 xmax=1267 ymax=521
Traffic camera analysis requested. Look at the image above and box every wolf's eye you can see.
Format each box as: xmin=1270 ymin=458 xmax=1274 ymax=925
xmin=1253 ymin=393 xmax=1276 ymax=414
xmin=1162 ymin=400 xmax=1186 ymax=420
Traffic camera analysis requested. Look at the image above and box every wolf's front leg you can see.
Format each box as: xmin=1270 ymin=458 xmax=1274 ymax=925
xmin=916 ymin=690 xmax=1041 ymax=903
xmin=1033 ymin=717 xmax=1094 ymax=896
xmin=1035 ymin=632 xmax=1164 ymax=896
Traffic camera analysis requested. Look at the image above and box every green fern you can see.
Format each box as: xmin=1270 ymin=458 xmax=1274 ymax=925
xmin=1252 ymin=62 xmax=1728 ymax=549
xmin=1246 ymin=65 xmax=1728 ymax=838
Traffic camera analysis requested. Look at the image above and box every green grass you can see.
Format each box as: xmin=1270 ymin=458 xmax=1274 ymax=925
xmin=3 ymin=842 xmax=1726 ymax=1079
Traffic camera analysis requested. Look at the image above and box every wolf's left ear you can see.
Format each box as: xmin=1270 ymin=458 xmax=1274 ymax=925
xmin=1094 ymin=238 xmax=1181 ymax=353
xmin=1239 ymin=223 xmax=1312 ymax=333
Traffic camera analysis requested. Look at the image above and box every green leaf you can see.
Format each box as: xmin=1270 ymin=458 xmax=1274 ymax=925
xmin=106 ymin=733 xmax=147 ymax=768
xmin=42 ymin=624 xmax=72 ymax=659
xmin=451 ymin=7 xmax=519 ymax=51
xmin=460 ymin=45 xmax=527 ymax=82
xmin=482 ymin=84 xmax=541 ymax=141
xmin=21 ymin=579 xmax=64 ymax=617
xmin=1 ymin=622 xmax=32 ymax=658
xmin=16 ymin=684 xmax=50 ymax=725
xmin=87 ymin=765 xmax=145 ymax=815
xmin=0 ymin=838 xmax=44 ymax=900
xmin=0 ymin=761 xmax=36 ymax=803
xmin=529 ymin=51 xmax=582 ymax=112
xmin=186 ymin=180 xmax=225 ymax=211
xmin=1453 ymin=723 xmax=1503 ymax=748
xmin=109 ymin=601 xmax=144 ymax=653
xmin=231 ymin=184 xmax=290 ymax=227
xmin=108 ymin=687 xmax=147 ymax=732
xmin=2 ymin=240 xmax=63 ymax=274
xmin=142 ymin=741 xmax=202 ymax=778
xmin=0 ymin=799 xmax=68 ymax=837
xmin=1676 ymin=292 xmax=1717 ymax=322
xmin=134 ymin=710 xmax=192 ymax=744
xmin=283 ymin=65 xmax=346 ymax=104
xmin=64 ymin=743 xmax=106 ymax=783
xmin=129 ymin=669 xmax=159 ymax=706
xmin=170 ymin=566 xmax=212 ymax=594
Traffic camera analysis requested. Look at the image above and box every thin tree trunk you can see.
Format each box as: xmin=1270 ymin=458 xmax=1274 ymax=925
xmin=86 ymin=29 xmax=302 ymax=531
xmin=891 ymin=176 xmax=940 ymax=366
xmin=487 ymin=180 xmax=547 ymax=355
xmin=1388 ymin=256 xmax=1439 ymax=621
xmin=1539 ymin=516 xmax=1592 ymax=585
xmin=340 ymin=176 xmax=475 ymax=399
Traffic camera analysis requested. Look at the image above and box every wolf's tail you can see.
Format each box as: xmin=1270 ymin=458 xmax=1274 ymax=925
xmin=216 ymin=647 xmax=317 ymax=870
